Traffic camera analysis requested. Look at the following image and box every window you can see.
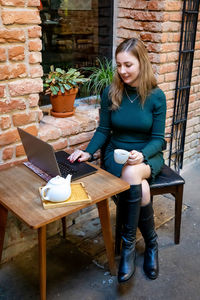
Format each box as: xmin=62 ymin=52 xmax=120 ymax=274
xmin=39 ymin=0 xmax=113 ymax=106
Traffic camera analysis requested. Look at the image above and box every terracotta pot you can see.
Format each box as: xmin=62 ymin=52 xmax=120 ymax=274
xmin=50 ymin=88 xmax=78 ymax=117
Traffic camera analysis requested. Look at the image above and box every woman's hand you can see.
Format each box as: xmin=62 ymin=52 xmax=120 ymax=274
xmin=68 ymin=150 xmax=91 ymax=163
xmin=127 ymin=150 xmax=144 ymax=165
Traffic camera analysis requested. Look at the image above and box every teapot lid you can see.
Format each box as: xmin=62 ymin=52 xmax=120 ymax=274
xmin=49 ymin=175 xmax=67 ymax=185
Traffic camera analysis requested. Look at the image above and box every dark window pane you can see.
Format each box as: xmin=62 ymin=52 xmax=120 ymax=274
xmin=39 ymin=0 xmax=113 ymax=106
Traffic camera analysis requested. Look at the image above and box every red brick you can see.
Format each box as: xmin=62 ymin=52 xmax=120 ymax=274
xmin=161 ymin=42 xmax=179 ymax=52
xmin=0 ymin=98 xmax=26 ymax=113
xmin=118 ymin=0 xmax=147 ymax=10
xmin=157 ymin=75 xmax=164 ymax=84
xmin=159 ymin=63 xmax=177 ymax=74
xmin=165 ymin=1 xmax=182 ymax=11
xmin=118 ymin=19 xmax=143 ymax=31
xmin=0 ymin=115 xmax=11 ymax=129
xmin=0 ymin=129 xmax=19 ymax=146
xmin=159 ymin=82 xmax=171 ymax=92
xmin=28 ymin=94 xmax=39 ymax=107
xmin=117 ymin=28 xmax=138 ymax=40
xmin=12 ymin=111 xmax=38 ymax=126
xmin=165 ymin=94 xmax=174 ymax=104
xmin=68 ymin=131 xmax=95 ymax=146
xmin=19 ymin=125 xmax=38 ymax=136
xmin=29 ymin=52 xmax=42 ymax=63
xmin=146 ymin=42 xmax=161 ymax=53
xmin=16 ymin=143 xmax=25 ymax=157
xmin=1 ymin=0 xmax=25 ymax=5
xmin=2 ymin=146 xmax=14 ymax=160
xmin=27 ymin=0 xmax=40 ymax=6
xmin=0 ymin=29 xmax=25 ymax=43
xmin=28 ymin=39 xmax=42 ymax=51
xmin=166 ymin=52 xmax=179 ymax=62
xmin=162 ymin=21 xmax=181 ymax=32
xmin=0 ymin=85 xmax=6 ymax=98
xmin=143 ymin=22 xmax=162 ymax=32
xmin=148 ymin=53 xmax=161 ymax=64
xmin=30 ymin=65 xmax=43 ymax=78
xmin=147 ymin=1 xmax=165 ymax=11
xmin=8 ymin=78 xmax=43 ymax=96
xmin=2 ymin=10 xmax=41 ymax=25
xmin=0 ymin=64 xmax=27 ymax=80
xmin=28 ymin=26 xmax=41 ymax=38
xmin=0 ymin=47 xmax=6 ymax=62
xmin=119 ymin=8 xmax=163 ymax=22
xmin=140 ymin=32 xmax=162 ymax=43
xmin=8 ymin=46 xmax=25 ymax=61
xmin=162 ymin=32 xmax=180 ymax=43
xmin=169 ymin=12 xmax=182 ymax=22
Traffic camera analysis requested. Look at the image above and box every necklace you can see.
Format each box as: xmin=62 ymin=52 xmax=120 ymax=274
xmin=124 ymin=87 xmax=139 ymax=103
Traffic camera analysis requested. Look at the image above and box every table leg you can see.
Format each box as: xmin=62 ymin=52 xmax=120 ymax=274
xmin=38 ymin=226 xmax=46 ymax=300
xmin=61 ymin=217 xmax=66 ymax=239
xmin=0 ymin=204 xmax=8 ymax=263
xmin=97 ymin=199 xmax=117 ymax=276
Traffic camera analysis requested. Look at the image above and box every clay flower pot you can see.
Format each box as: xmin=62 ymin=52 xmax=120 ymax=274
xmin=50 ymin=88 xmax=78 ymax=118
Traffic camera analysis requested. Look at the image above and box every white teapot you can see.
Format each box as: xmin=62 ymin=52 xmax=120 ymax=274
xmin=41 ymin=175 xmax=72 ymax=202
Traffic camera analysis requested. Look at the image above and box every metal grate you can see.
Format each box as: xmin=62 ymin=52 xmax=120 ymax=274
xmin=168 ymin=0 xmax=200 ymax=172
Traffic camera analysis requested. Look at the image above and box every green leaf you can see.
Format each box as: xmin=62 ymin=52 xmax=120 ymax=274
xmin=60 ymin=85 xmax=65 ymax=93
xmin=50 ymin=86 xmax=58 ymax=95
xmin=64 ymin=83 xmax=72 ymax=90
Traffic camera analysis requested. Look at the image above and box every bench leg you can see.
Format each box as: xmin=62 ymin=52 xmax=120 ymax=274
xmin=174 ymin=184 xmax=184 ymax=244
xmin=38 ymin=226 xmax=46 ymax=300
xmin=97 ymin=199 xmax=117 ymax=276
xmin=0 ymin=204 xmax=8 ymax=263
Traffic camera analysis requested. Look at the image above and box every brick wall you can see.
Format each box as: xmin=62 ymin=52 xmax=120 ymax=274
xmin=0 ymin=0 xmax=43 ymax=168
xmin=117 ymin=0 xmax=200 ymax=164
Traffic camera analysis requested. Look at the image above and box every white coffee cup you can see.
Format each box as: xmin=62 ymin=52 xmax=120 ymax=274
xmin=114 ymin=149 xmax=130 ymax=164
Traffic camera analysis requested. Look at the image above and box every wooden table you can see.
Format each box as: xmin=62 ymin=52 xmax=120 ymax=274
xmin=0 ymin=164 xmax=129 ymax=300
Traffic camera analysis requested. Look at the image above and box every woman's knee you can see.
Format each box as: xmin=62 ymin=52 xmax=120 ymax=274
xmin=121 ymin=164 xmax=151 ymax=183
xmin=121 ymin=164 xmax=145 ymax=184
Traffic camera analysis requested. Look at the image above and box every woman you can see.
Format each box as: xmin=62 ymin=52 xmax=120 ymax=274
xmin=68 ymin=38 xmax=166 ymax=283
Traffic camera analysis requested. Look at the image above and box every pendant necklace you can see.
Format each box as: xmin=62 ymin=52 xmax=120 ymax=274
xmin=125 ymin=87 xmax=139 ymax=103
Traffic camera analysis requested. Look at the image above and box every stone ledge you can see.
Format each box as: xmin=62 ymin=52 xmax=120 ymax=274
xmin=38 ymin=104 xmax=99 ymax=152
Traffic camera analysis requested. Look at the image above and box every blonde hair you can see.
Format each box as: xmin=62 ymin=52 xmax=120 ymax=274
xmin=109 ymin=38 xmax=157 ymax=109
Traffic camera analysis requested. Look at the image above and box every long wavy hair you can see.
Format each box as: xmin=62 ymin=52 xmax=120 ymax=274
xmin=109 ymin=38 xmax=157 ymax=109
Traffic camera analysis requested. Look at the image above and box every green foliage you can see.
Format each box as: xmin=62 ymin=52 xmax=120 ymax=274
xmin=43 ymin=66 xmax=90 ymax=96
xmin=83 ymin=57 xmax=115 ymax=98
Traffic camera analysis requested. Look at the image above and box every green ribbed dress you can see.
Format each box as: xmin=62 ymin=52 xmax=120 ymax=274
xmin=86 ymin=85 xmax=167 ymax=182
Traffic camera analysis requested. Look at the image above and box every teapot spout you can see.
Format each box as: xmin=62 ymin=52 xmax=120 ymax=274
xmin=65 ymin=174 xmax=72 ymax=183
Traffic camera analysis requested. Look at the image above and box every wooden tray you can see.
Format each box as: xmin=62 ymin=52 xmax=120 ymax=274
xmin=39 ymin=182 xmax=92 ymax=209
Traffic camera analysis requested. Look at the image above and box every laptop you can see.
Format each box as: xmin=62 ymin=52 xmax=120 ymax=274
xmin=18 ymin=128 xmax=97 ymax=182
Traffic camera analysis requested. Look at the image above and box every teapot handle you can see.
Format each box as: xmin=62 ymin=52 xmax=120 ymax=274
xmin=41 ymin=186 xmax=50 ymax=201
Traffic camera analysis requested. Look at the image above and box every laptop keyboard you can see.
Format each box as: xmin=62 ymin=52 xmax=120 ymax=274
xmin=58 ymin=161 xmax=78 ymax=177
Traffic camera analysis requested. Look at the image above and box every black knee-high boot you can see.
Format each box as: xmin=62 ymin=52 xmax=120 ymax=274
xmin=138 ymin=202 xmax=159 ymax=280
xmin=118 ymin=184 xmax=142 ymax=283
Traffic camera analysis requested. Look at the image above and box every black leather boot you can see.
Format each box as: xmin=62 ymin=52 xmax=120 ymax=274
xmin=138 ymin=202 xmax=159 ymax=280
xmin=118 ymin=184 xmax=142 ymax=283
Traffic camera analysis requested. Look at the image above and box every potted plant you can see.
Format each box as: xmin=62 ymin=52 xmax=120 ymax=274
xmin=43 ymin=66 xmax=89 ymax=117
xmin=83 ymin=57 xmax=114 ymax=100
